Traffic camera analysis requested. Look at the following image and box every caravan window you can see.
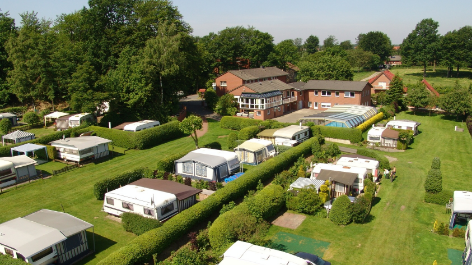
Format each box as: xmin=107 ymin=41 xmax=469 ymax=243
xmin=144 ymin=208 xmax=155 ymax=216
xmin=106 ymin=198 xmax=114 ymax=205
xmin=218 ymin=164 xmax=228 ymax=180
xmin=195 ymin=163 xmax=207 ymax=177
xmin=183 ymin=162 xmax=193 ymax=174
xmin=161 ymin=203 xmax=175 ymax=216
xmin=335 ymin=183 xmax=344 ymax=192
xmin=122 ymin=202 xmax=134 ymax=210
xmin=31 ymin=247 xmax=53 ymax=262
xmin=4 ymin=248 xmax=14 ymax=257
xmin=0 ymin=168 xmax=12 ymax=177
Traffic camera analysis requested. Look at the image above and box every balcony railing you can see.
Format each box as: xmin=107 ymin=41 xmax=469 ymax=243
xmin=239 ymin=100 xmax=282 ymax=110
xmin=283 ymin=96 xmax=297 ymax=104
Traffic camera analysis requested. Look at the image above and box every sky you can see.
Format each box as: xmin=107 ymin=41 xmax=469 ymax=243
xmin=2 ymin=0 xmax=472 ymax=45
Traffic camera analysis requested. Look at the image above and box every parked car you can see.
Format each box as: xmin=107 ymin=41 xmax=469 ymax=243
xmin=295 ymin=252 xmax=331 ymax=265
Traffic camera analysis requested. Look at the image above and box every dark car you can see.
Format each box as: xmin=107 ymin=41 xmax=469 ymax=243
xmin=294 ymin=252 xmax=331 ymax=265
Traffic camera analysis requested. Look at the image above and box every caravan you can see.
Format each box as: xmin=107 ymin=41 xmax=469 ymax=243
xmin=123 ymin=120 xmax=160 ymax=132
xmin=68 ymin=113 xmax=94 ymax=128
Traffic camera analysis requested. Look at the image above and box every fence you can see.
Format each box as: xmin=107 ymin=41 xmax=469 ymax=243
xmin=53 ymin=164 xmax=78 ymax=176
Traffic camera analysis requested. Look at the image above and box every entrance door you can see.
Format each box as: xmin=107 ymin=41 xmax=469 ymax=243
xmin=298 ymin=101 xmax=303 ymax=109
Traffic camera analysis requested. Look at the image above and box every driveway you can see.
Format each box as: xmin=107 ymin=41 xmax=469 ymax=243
xmin=273 ymin=109 xmax=322 ymax=123
xmin=179 ymin=94 xmax=221 ymax=121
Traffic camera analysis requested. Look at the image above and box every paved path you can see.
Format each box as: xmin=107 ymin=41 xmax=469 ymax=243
xmin=180 ymin=94 xmax=222 ymax=121
xmin=361 ymin=72 xmax=381 ymax=81
xmin=194 ymin=116 xmax=208 ymax=138
xmin=339 ymin=146 xmax=357 ymax=154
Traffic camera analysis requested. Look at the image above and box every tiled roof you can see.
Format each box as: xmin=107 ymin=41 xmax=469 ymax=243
xmin=368 ymin=70 xmax=395 ymax=84
xmin=421 ymin=79 xmax=440 ymax=97
xmin=301 ymin=80 xmax=370 ymax=92
xmin=228 ymin=67 xmax=288 ymax=80
xmin=381 ymin=128 xmax=399 ymax=139
xmin=288 ymin=81 xmax=306 ymax=90
xmin=244 ymin=79 xmax=294 ymax=93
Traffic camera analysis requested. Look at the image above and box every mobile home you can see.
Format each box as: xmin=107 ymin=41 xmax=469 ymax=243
xmin=68 ymin=113 xmax=94 ymax=128
xmin=272 ymin=125 xmax=310 ymax=146
xmin=337 ymin=155 xmax=380 ymax=181
xmin=175 ymin=148 xmax=240 ymax=182
xmin=310 ymin=163 xmax=367 ymax=194
xmin=234 ymin=138 xmax=276 ymax=165
xmin=0 ymin=159 xmax=16 ymax=188
xmin=449 ymin=191 xmax=472 ymax=229
xmin=386 ymin=119 xmax=420 ymax=135
xmin=0 ymin=155 xmax=37 ymax=187
xmin=50 ymin=136 xmax=112 ymax=162
xmin=103 ymin=178 xmax=201 ymax=221
xmin=123 ymin=120 xmax=160 ymax=132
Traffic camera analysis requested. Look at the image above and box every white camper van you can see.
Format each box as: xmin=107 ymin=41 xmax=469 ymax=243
xmin=464 ymin=220 xmax=472 ymax=265
xmin=123 ymin=120 xmax=160 ymax=132
xmin=0 ymin=160 xmax=16 ymax=188
xmin=68 ymin=113 xmax=94 ymax=128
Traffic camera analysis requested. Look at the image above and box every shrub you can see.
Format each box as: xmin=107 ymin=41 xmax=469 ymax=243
xmin=98 ymin=137 xmax=315 ymax=265
xmin=319 ymin=182 xmax=330 ymax=203
xmin=159 ymin=245 xmax=211 ymax=265
xmin=135 ymin=121 xmax=185 ymax=149
xmin=184 ymin=177 xmax=192 ymax=186
xmin=39 ymin=109 xmax=51 ymax=118
xmin=122 ymin=212 xmax=162 ymax=235
xmin=352 ymin=196 xmax=371 ymax=223
xmin=364 ymin=178 xmax=376 ymax=195
xmin=0 ymin=106 xmax=27 ymax=116
xmin=259 ymin=119 xmax=288 ymax=129
xmin=219 ymin=201 xmax=236 ymax=215
xmin=329 ymin=195 xmax=353 ymax=225
xmin=220 ymin=116 xmax=262 ymax=130
xmin=88 ymin=126 xmax=136 ymax=149
xmin=275 ymin=145 xmax=291 ymax=154
xmin=23 ymin=112 xmax=40 ymax=126
xmin=356 ymin=148 xmax=390 ymax=169
xmin=0 ymin=255 xmax=27 ymax=265
xmin=424 ymin=190 xmax=453 ymax=205
xmin=326 ymin=143 xmax=341 ymax=157
xmin=272 ymin=170 xmax=294 ymax=189
xmin=0 ymin=118 xmax=12 ymax=134
xmin=286 ymin=187 xmax=322 ymax=214
xmin=93 ymin=168 xmax=152 ymax=200
xmin=424 ymin=169 xmax=442 ymax=194
xmin=246 ymin=184 xmax=285 ymax=220
xmin=452 ymin=227 xmax=466 ymax=238
xmin=215 ymin=94 xmax=238 ymax=116
xmin=431 ymin=157 xmax=441 ymax=169
xmin=204 ymin=87 xmax=218 ymax=111
xmin=357 ymin=112 xmax=384 ymax=132
xmin=311 ymin=125 xmax=362 ymax=143
xmin=156 ymin=151 xmax=188 ymax=172
xmin=364 ymin=192 xmax=373 ymax=203
xmin=238 ymin=126 xmax=260 ymax=140
xmin=227 ymin=132 xmax=238 ymax=149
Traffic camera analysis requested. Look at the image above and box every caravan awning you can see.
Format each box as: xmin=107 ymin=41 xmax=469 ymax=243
xmin=10 ymin=143 xmax=48 ymax=160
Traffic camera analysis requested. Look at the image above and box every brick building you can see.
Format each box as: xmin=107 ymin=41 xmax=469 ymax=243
xmin=368 ymin=70 xmax=395 ymax=94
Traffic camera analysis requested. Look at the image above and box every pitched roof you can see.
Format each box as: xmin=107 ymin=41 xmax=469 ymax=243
xmin=50 ymin=136 xmax=112 ymax=150
xmin=316 ymin=169 xmax=357 ymax=186
xmin=130 ymin=178 xmax=201 ymax=201
xmin=368 ymin=70 xmax=395 ymax=84
xmin=421 ymin=79 xmax=440 ymax=97
xmin=2 ymin=130 xmax=35 ymax=140
xmin=23 ymin=209 xmax=93 ymax=238
xmin=381 ymin=128 xmax=399 ymax=139
xmin=288 ymin=81 xmax=306 ymax=90
xmin=301 ymin=80 xmax=370 ymax=92
xmin=227 ymin=67 xmax=288 ymax=80
xmin=388 ymin=55 xmax=402 ymax=62
xmin=244 ymin=79 xmax=294 ymax=93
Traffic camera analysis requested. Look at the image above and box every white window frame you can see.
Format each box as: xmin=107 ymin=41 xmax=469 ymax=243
xmin=256 ymin=111 xmax=261 ymax=116
xmin=308 ymin=102 xmax=312 ymax=108
xmin=220 ymin=81 xmax=227 ymax=87
xmin=321 ymin=90 xmax=331 ymax=96
xmin=267 ymin=109 xmax=271 ymax=115
xmin=335 ymin=91 xmax=339 ymax=97
xmin=314 ymin=90 xmax=318 ymax=96
xmin=344 ymin=91 xmax=355 ymax=98
xmin=314 ymin=102 xmax=318 ymax=109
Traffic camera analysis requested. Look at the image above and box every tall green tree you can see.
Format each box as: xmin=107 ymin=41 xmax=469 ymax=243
xmin=298 ymin=53 xmax=353 ymax=81
xmin=401 ymin=18 xmax=440 ymax=77
xmin=439 ymin=82 xmax=472 ymax=119
xmin=386 ymin=74 xmax=404 ymax=105
xmin=215 ymin=94 xmax=238 ymax=116
xmin=265 ymin=39 xmax=300 ymax=71
xmin=323 ymin=35 xmax=337 ymax=49
xmin=304 ymin=35 xmax=319 ymax=54
xmin=0 ymin=12 xmax=16 ymax=107
xmin=357 ymin=31 xmax=392 ymax=61
xmin=339 ymin=40 xmax=353 ymax=50
xmin=405 ymin=82 xmax=431 ymax=114
xmin=347 ymin=48 xmax=380 ymax=71
xmin=68 ymin=61 xmax=101 ymax=112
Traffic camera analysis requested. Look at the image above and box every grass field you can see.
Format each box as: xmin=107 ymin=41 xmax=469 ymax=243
xmin=267 ymin=112 xmax=471 ymax=264
xmin=353 ymin=66 xmax=472 ymax=90
xmin=0 ymin=119 xmax=234 ymax=264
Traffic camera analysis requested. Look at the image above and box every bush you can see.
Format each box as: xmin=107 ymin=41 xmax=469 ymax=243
xmin=238 ymin=126 xmax=260 ymax=140
xmin=93 ymin=168 xmax=152 ymax=200
xmin=97 ymin=137 xmax=316 ymax=265
xmin=352 ymin=196 xmax=371 ymax=223
xmin=156 ymin=152 xmax=188 ymax=172
xmin=357 ymin=112 xmax=384 ymax=132
xmin=0 ymin=118 xmax=12 ymax=134
xmin=311 ymin=125 xmax=362 ymax=143
xmin=122 ymin=212 xmax=162 ymax=236
xmin=286 ymin=187 xmax=322 ymax=214
xmin=431 ymin=157 xmax=441 ymax=169
xmin=0 ymin=106 xmax=27 ymax=116
xmin=319 ymin=182 xmax=330 ymax=203
xmin=204 ymin=88 xmax=218 ymax=111
xmin=329 ymin=195 xmax=353 ymax=225
xmin=275 ymin=145 xmax=291 ymax=154
xmin=364 ymin=178 xmax=376 ymax=195
xmin=424 ymin=190 xmax=453 ymax=205
xmin=0 ymin=255 xmax=27 ymax=265
xmin=259 ymin=119 xmax=288 ymax=129
xmin=326 ymin=143 xmax=341 ymax=157
xmin=356 ymin=148 xmax=390 ymax=169
xmin=452 ymin=227 xmax=466 ymax=238
xmin=158 ymin=245 xmax=211 ymax=265
xmin=89 ymin=126 xmax=136 ymax=149
xmin=227 ymin=132 xmax=238 ymax=149
xmin=424 ymin=169 xmax=442 ymax=194
xmin=220 ymin=116 xmax=262 ymax=130
xmin=219 ymin=201 xmax=236 ymax=215
xmin=23 ymin=112 xmax=40 ymax=126
xmin=246 ymin=184 xmax=285 ymax=220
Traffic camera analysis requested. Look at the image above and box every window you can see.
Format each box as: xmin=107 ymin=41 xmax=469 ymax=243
xmin=0 ymin=168 xmax=13 ymax=177
xmin=144 ymin=208 xmax=155 ymax=216
xmin=5 ymin=248 xmax=14 ymax=257
xmin=335 ymin=91 xmax=339 ymax=97
xmin=161 ymin=203 xmax=175 ymax=216
xmin=267 ymin=109 xmax=271 ymax=115
xmin=220 ymin=81 xmax=227 ymax=87
xmin=106 ymin=197 xmax=114 ymax=205
xmin=195 ymin=163 xmax=207 ymax=177
xmin=256 ymin=111 xmax=261 ymax=116
xmin=369 ymin=136 xmax=380 ymax=141
xmin=314 ymin=90 xmax=318 ymax=96
xmin=16 ymin=253 xmax=25 ymax=261
xmin=321 ymin=90 xmax=331 ymax=96
xmin=31 ymin=247 xmax=53 ymax=262
xmin=314 ymin=102 xmax=318 ymax=109
xmin=183 ymin=161 xmax=193 ymax=174
xmin=122 ymin=202 xmax=134 ymax=211
xmin=291 ymin=91 xmax=295 ymax=97
xmin=344 ymin=91 xmax=355 ymax=98
xmin=308 ymin=102 xmax=312 ymax=108
xmin=321 ymin=103 xmax=331 ymax=108
xmin=335 ymin=183 xmax=344 ymax=192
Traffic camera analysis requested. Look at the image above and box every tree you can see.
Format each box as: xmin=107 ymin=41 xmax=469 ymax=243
xmin=405 ymin=82 xmax=431 ymax=114
xmin=386 ymin=74 xmax=404 ymax=105
xmin=339 ymin=40 xmax=353 ymax=50
xmin=68 ymin=61 xmax=100 ymax=112
xmin=440 ymin=26 xmax=472 ymax=77
xmin=357 ymin=31 xmax=392 ymax=62
xmin=329 ymin=195 xmax=353 ymax=225
xmin=204 ymin=87 xmax=218 ymax=111
xmin=227 ymin=132 xmax=238 ymax=149
xmin=298 ymin=53 xmax=353 ymax=81
xmin=265 ymin=39 xmax=300 ymax=70
xmin=424 ymin=168 xmax=442 ymax=194
xmin=286 ymin=187 xmax=322 ymax=214
xmin=401 ymin=19 xmax=440 ymax=77
xmin=215 ymin=94 xmax=238 ymax=116
xmin=179 ymin=115 xmax=203 ymax=149
xmin=304 ymin=35 xmax=319 ymax=54
xmin=323 ymin=35 xmax=338 ymax=49
xmin=23 ymin=112 xmax=40 ymax=127
xmin=0 ymin=11 xmax=15 ymax=107
xmin=439 ymin=83 xmax=472 ymax=119
xmin=352 ymin=196 xmax=371 ymax=223
xmin=0 ymin=118 xmax=12 ymax=134
xmin=347 ymin=48 xmax=380 ymax=72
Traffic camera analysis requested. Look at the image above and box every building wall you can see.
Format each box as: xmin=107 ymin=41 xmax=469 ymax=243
xmin=302 ymin=84 xmax=372 ymax=111
xmin=253 ymin=106 xmax=285 ymax=120
xmin=371 ymin=74 xmax=391 ymax=94
xmin=215 ymin=72 xmax=244 ymax=96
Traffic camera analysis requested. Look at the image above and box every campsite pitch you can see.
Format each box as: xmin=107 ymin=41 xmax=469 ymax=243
xmin=270 ymin=232 xmax=330 ymax=257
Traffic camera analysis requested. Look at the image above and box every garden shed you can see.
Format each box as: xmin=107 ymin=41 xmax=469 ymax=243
xmin=43 ymin=112 xmax=69 ymax=127
xmin=0 ymin=209 xmax=94 ymax=265
xmin=50 ymin=136 xmax=111 ymax=162
xmin=0 ymin=155 xmax=38 ymax=187
xmin=103 ymin=179 xmax=201 ymax=221
xmin=449 ymin=191 xmax=472 ymax=229
xmin=174 ymin=148 xmax=239 ymax=182
xmin=272 ymin=125 xmax=310 ymax=146
xmin=234 ymin=138 xmax=276 ymax=165
xmin=10 ymin=143 xmax=48 ymax=160
xmin=315 ymin=169 xmax=357 ymax=198
xmin=310 ymin=163 xmax=367 ymax=194
xmin=0 ymin=112 xmax=17 ymax=126
xmin=2 ymin=130 xmax=35 ymax=146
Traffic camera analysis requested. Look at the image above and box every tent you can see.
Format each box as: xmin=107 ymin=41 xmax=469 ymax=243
xmin=0 ymin=113 xmax=17 ymax=126
xmin=449 ymin=191 xmax=472 ymax=229
xmin=288 ymin=177 xmax=324 ymax=191
xmin=43 ymin=111 xmax=69 ymax=126
xmin=234 ymin=138 xmax=275 ymax=165
xmin=2 ymin=130 xmax=35 ymax=146
xmin=10 ymin=143 xmax=48 ymax=161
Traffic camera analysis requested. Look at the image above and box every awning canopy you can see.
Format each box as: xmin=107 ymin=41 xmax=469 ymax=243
xmin=2 ymin=130 xmax=35 ymax=146
xmin=10 ymin=143 xmax=48 ymax=161
xmin=43 ymin=112 xmax=69 ymax=119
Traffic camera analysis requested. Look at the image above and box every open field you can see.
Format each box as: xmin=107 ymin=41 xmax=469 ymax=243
xmin=354 ymin=66 xmax=472 ymax=90
xmin=0 ymin=119 xmax=234 ymax=264
xmin=267 ymin=111 xmax=470 ymax=264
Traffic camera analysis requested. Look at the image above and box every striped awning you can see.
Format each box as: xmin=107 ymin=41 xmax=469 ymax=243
xmin=2 ymin=130 xmax=35 ymax=141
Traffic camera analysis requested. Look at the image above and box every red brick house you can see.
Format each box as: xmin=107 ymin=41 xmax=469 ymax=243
xmin=386 ymin=55 xmax=402 ymax=66
xmin=368 ymin=70 xmax=395 ymax=94
xmin=290 ymin=80 xmax=372 ymax=111
xmin=214 ymin=67 xmax=289 ymax=96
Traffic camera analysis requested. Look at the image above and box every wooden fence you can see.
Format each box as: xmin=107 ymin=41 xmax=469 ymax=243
xmin=53 ymin=164 xmax=78 ymax=176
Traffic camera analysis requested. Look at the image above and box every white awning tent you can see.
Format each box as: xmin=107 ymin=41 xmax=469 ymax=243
xmin=2 ymin=130 xmax=35 ymax=146
xmin=43 ymin=111 xmax=69 ymax=126
xmin=449 ymin=191 xmax=472 ymax=229
xmin=10 ymin=143 xmax=48 ymax=161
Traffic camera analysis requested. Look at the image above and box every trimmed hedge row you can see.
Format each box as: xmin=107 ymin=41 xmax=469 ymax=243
xmin=311 ymin=125 xmax=362 ymax=143
xmin=356 ymin=148 xmax=390 ymax=170
xmin=0 ymin=106 xmax=27 ymax=116
xmin=357 ymin=112 xmax=384 ymax=132
xmin=238 ymin=126 xmax=260 ymax=140
xmin=97 ymin=137 xmax=316 ymax=265
xmin=424 ymin=190 xmax=452 ymax=205
xmin=89 ymin=126 xmax=136 ymax=149
xmin=220 ymin=116 xmax=262 ymax=130
xmin=122 ymin=212 xmax=162 ymax=236
xmin=156 ymin=151 xmax=189 ymax=172
xmin=93 ymin=168 xmax=152 ymax=200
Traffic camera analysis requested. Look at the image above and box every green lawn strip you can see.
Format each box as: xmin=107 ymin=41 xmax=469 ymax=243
xmin=383 ymin=67 xmax=472 ymax=89
xmin=0 ymin=120 xmax=232 ymax=264
xmin=25 ymin=127 xmax=57 ymax=138
xmin=352 ymin=70 xmax=376 ymax=81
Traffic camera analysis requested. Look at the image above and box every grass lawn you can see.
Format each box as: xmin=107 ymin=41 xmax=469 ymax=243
xmin=267 ymin=112 xmax=470 ymax=264
xmin=25 ymin=127 xmax=57 ymax=138
xmin=352 ymin=70 xmax=376 ymax=81
xmin=0 ymin=119 xmax=234 ymax=264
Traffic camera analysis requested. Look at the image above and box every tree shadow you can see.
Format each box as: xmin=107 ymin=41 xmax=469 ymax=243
xmin=372 ymin=196 xmax=381 ymax=207
xmin=265 ymin=241 xmax=288 ymax=252
xmin=363 ymin=214 xmax=376 ymax=223
xmin=203 ymin=142 xmax=222 ymax=150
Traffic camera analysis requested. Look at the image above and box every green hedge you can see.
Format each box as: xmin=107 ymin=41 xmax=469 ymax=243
xmin=0 ymin=255 xmax=27 ymax=265
xmin=156 ymin=151 xmax=189 ymax=172
xmin=89 ymin=126 xmax=136 ymax=149
xmin=329 ymin=195 xmax=353 ymax=225
xmin=97 ymin=137 xmax=316 ymax=265
xmin=0 ymin=106 xmax=27 ymax=116
xmin=220 ymin=116 xmax=262 ymax=130
xmin=424 ymin=190 xmax=452 ymax=205
xmin=356 ymin=148 xmax=390 ymax=169
xmin=122 ymin=212 xmax=162 ymax=236
xmin=311 ymin=125 xmax=362 ymax=143
xmin=357 ymin=112 xmax=384 ymax=132
xmin=238 ymin=126 xmax=260 ymax=140
xmin=93 ymin=168 xmax=152 ymax=200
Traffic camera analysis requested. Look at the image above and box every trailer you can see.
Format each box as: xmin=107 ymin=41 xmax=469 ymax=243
xmin=123 ymin=120 xmax=160 ymax=132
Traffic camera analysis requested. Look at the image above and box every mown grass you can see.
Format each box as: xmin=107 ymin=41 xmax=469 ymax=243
xmin=267 ymin=112 xmax=470 ymax=264
xmin=0 ymin=119 xmax=234 ymax=264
